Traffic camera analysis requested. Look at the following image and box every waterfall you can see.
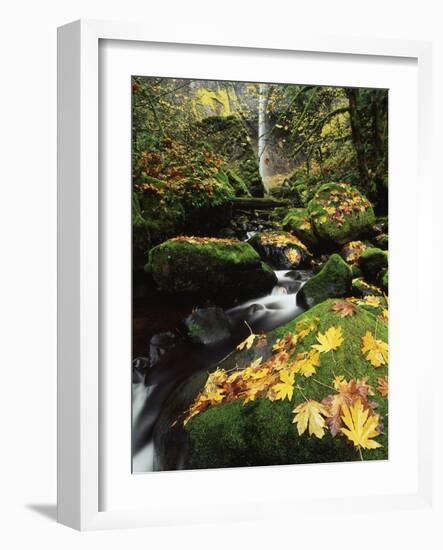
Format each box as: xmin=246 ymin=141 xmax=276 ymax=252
xmin=258 ymin=83 xmax=270 ymax=193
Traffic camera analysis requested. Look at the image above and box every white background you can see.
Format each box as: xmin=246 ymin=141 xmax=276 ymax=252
xmin=0 ymin=0 xmax=442 ymax=548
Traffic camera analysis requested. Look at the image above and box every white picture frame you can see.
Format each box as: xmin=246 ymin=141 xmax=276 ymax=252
xmin=57 ymin=19 xmax=434 ymax=531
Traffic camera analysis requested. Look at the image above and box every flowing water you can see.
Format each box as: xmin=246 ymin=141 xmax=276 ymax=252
xmin=132 ymin=268 xmax=311 ymax=472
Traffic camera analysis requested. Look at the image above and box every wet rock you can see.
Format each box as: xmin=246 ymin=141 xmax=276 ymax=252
xmin=132 ymin=357 xmax=150 ymax=384
xmin=351 ymin=277 xmax=384 ymax=298
xmin=297 ymin=254 xmax=352 ymax=309
xmin=149 ymin=332 xmax=179 ymax=366
xmin=249 ymin=230 xmax=311 ymax=270
xmin=359 ymin=247 xmax=388 ymax=282
xmin=183 ymin=307 xmax=232 ymax=345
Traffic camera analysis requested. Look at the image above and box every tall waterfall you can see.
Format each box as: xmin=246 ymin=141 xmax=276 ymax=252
xmin=258 ymin=83 xmax=270 ymax=193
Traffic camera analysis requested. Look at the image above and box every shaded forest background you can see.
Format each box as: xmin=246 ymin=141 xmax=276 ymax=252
xmin=132 ymin=78 xmax=388 ymax=260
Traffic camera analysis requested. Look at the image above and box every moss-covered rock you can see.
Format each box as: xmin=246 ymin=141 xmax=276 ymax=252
xmin=298 ymin=254 xmax=352 ymax=309
xmin=147 ymin=236 xmax=277 ymax=298
xmin=374 ymin=233 xmax=388 ymax=250
xmin=248 ymin=230 xmax=311 ymax=270
xmin=379 ymin=269 xmax=388 ymax=294
xmin=351 ymin=277 xmax=385 ymax=298
xmin=200 ymin=116 xmax=265 ymax=197
xmin=307 ymin=183 xmax=375 ymax=245
xmin=359 ymin=247 xmax=388 ymax=282
xmin=340 ymin=240 xmax=368 ymax=265
xmin=181 ymin=299 xmax=388 ymax=469
xmin=282 ymin=208 xmax=320 ymax=248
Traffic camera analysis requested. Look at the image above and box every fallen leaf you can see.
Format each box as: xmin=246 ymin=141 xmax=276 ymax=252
xmin=361 ymin=331 xmax=388 ymax=367
xmin=270 ymin=370 xmax=295 ymax=401
xmin=331 ymin=300 xmax=357 ymax=317
xmin=340 ymin=400 xmax=382 ymax=449
xmin=292 ymin=400 xmax=329 ymax=439
xmin=312 ymin=326 xmax=344 ymax=353
xmin=237 ymin=333 xmax=256 ymax=351
xmin=377 ymin=376 xmax=389 ymax=397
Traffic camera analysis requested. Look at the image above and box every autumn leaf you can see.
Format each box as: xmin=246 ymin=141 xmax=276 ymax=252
xmin=292 ymin=400 xmax=329 ymax=439
xmin=237 ymin=333 xmax=256 ymax=351
xmin=272 ymin=333 xmax=298 ymax=353
xmin=377 ymin=376 xmax=389 ymax=397
xmin=312 ymin=326 xmax=344 ymax=353
xmin=331 ymin=300 xmax=357 ymax=317
xmin=292 ymin=349 xmax=320 ymax=377
xmin=340 ymin=400 xmax=382 ymax=449
xmin=322 ymin=378 xmax=377 ymax=436
xmin=363 ymin=296 xmax=381 ymax=308
xmin=270 ymin=370 xmax=295 ymax=401
xmin=361 ymin=331 xmax=388 ymax=367
xmin=295 ymin=317 xmax=319 ymax=340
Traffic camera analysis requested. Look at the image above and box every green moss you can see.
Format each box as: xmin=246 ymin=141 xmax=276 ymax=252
xmin=200 ymin=116 xmax=265 ymax=197
xmin=374 ymin=233 xmax=388 ymax=250
xmin=359 ymin=247 xmax=388 ymax=282
xmin=298 ymin=254 xmax=352 ymax=309
xmin=379 ymin=269 xmax=388 ymax=294
xmin=147 ymin=237 xmax=277 ymax=297
xmin=351 ymin=277 xmax=385 ymax=298
xmin=307 ymin=183 xmax=375 ymax=245
xmin=186 ymin=299 xmax=388 ymax=468
xmin=282 ymin=208 xmax=319 ymax=248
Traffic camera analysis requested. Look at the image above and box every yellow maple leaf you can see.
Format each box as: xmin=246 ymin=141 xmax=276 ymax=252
xmin=272 ymin=333 xmax=298 ymax=353
xmin=236 ymin=333 xmax=256 ymax=351
xmin=333 ymin=374 xmax=346 ymax=390
xmin=340 ymin=399 xmax=382 ymax=449
xmin=292 ymin=349 xmax=320 ymax=377
xmin=292 ymin=400 xmax=329 ymax=439
xmin=312 ymin=326 xmax=344 ymax=353
xmin=363 ymin=296 xmax=381 ymax=307
xmin=361 ymin=331 xmax=388 ymax=367
xmin=270 ymin=370 xmax=295 ymax=401
xmin=295 ymin=317 xmax=319 ymax=340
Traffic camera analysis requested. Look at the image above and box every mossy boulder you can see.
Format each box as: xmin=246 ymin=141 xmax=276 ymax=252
xmin=340 ymin=240 xmax=368 ymax=265
xmin=249 ymin=230 xmax=311 ymax=270
xmin=133 ymin=175 xmax=234 ymax=259
xmin=307 ymin=183 xmax=375 ymax=245
xmin=374 ymin=233 xmax=388 ymax=250
xmin=282 ymin=208 xmax=320 ymax=248
xmin=351 ymin=277 xmax=384 ymax=298
xmin=200 ymin=116 xmax=265 ymax=197
xmin=359 ymin=247 xmax=388 ymax=282
xmin=147 ymin=237 xmax=277 ymax=299
xmin=179 ymin=299 xmax=388 ymax=470
xmin=379 ymin=270 xmax=388 ymax=294
xmin=298 ymin=254 xmax=352 ymax=309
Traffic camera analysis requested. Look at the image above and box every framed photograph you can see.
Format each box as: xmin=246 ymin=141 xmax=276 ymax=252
xmin=57 ymin=19 xmax=433 ymax=530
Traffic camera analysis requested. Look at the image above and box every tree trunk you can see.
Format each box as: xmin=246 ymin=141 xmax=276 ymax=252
xmin=346 ymin=88 xmax=370 ymax=194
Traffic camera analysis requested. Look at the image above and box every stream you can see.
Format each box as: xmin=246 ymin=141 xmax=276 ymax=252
xmin=132 ymin=268 xmax=312 ymax=472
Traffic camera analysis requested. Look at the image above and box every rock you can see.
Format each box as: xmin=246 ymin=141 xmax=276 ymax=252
xmin=340 ymin=240 xmax=368 ymax=265
xmin=147 ymin=236 xmax=277 ymax=299
xmin=374 ymin=233 xmax=388 ymax=250
xmin=379 ymin=269 xmax=388 ymax=293
xmin=351 ymin=277 xmax=384 ymax=298
xmin=372 ymin=216 xmax=388 ymax=236
xmin=297 ymin=254 xmax=352 ymax=309
xmin=359 ymin=247 xmax=388 ymax=282
xmin=155 ymin=299 xmax=388 ymax=470
xmin=200 ymin=116 xmax=266 ymax=197
xmin=351 ymin=264 xmax=363 ymax=279
xmin=149 ymin=331 xmax=179 ymax=366
xmin=183 ymin=307 xmax=232 ymax=345
xmin=248 ymin=231 xmax=311 ymax=270
xmin=282 ymin=208 xmax=319 ymax=248
xmin=132 ymin=357 xmax=150 ymax=384
xmin=133 ymin=174 xmax=234 ymax=258
xmin=307 ymin=183 xmax=375 ymax=245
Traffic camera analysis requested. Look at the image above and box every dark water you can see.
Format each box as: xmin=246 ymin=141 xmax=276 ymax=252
xmin=132 ymin=269 xmax=311 ymax=472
